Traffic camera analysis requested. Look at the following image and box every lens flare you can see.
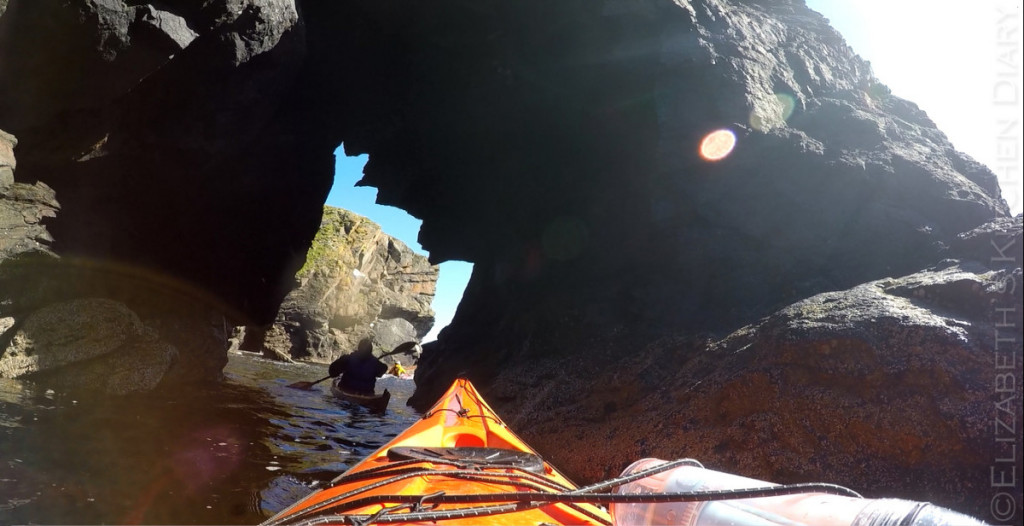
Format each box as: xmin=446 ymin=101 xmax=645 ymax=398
xmin=699 ymin=129 xmax=736 ymax=161
xmin=777 ymin=92 xmax=796 ymax=120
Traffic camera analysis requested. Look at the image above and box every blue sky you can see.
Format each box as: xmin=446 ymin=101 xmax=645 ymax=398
xmin=326 ymin=151 xmax=470 ymax=342
xmin=328 ymin=2 xmax=1022 ymax=342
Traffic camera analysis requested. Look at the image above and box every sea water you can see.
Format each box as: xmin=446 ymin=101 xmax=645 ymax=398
xmin=0 ymin=352 xmax=418 ymax=524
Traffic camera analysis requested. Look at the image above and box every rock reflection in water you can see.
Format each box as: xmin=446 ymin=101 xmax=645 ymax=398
xmin=0 ymin=352 xmax=418 ymax=525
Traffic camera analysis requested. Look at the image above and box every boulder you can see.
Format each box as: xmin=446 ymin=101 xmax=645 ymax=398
xmin=0 ymin=298 xmax=178 ymax=395
xmin=0 ymin=129 xmax=226 ymax=388
xmin=30 ymin=335 xmax=177 ymax=396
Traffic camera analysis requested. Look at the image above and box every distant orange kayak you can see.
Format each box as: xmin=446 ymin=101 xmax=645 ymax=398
xmin=263 ymin=378 xmax=612 ymax=525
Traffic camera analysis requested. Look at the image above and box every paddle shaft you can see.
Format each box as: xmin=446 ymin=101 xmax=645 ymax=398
xmin=380 ymin=346 xmax=416 ymax=358
xmin=307 ymin=375 xmax=333 ymax=387
xmin=288 ymin=342 xmax=418 ymax=389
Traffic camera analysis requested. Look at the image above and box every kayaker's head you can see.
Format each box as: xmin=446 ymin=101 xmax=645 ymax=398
xmin=356 ymin=338 xmax=374 ymax=355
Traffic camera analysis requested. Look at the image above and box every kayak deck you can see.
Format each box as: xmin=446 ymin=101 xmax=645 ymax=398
xmin=264 ymin=378 xmax=612 ymax=525
xmin=263 ymin=380 xmax=986 ymax=526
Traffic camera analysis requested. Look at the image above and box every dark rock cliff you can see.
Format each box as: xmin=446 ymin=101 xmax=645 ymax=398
xmin=485 ymin=216 xmax=1021 ymax=516
xmin=0 ymin=0 xmax=1019 ymax=519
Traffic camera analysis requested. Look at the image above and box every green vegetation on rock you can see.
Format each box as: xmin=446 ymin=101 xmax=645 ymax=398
xmin=297 ymin=206 xmax=373 ymax=279
xmin=262 ymin=205 xmax=437 ymax=363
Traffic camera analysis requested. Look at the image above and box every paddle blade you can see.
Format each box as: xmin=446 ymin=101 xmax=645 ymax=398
xmin=288 ymin=375 xmax=332 ymax=390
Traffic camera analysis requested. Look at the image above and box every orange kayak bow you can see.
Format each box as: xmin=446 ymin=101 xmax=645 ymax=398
xmin=260 ymin=379 xmax=987 ymax=526
xmin=262 ymin=378 xmax=612 ymax=526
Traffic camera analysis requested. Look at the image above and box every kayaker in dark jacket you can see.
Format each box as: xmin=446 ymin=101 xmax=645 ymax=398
xmin=329 ymin=338 xmax=387 ymax=395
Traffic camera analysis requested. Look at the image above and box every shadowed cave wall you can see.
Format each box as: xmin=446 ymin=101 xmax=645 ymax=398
xmin=0 ymin=0 xmax=1019 ymax=519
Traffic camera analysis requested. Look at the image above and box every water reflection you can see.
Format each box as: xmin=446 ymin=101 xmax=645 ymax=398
xmin=0 ymin=352 xmax=418 ymax=524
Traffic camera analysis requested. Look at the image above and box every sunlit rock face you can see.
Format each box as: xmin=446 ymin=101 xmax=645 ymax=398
xmin=0 ymin=298 xmax=178 ymax=395
xmin=240 ymin=206 xmax=437 ymax=364
xmin=0 ymin=0 xmax=1019 ymax=517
